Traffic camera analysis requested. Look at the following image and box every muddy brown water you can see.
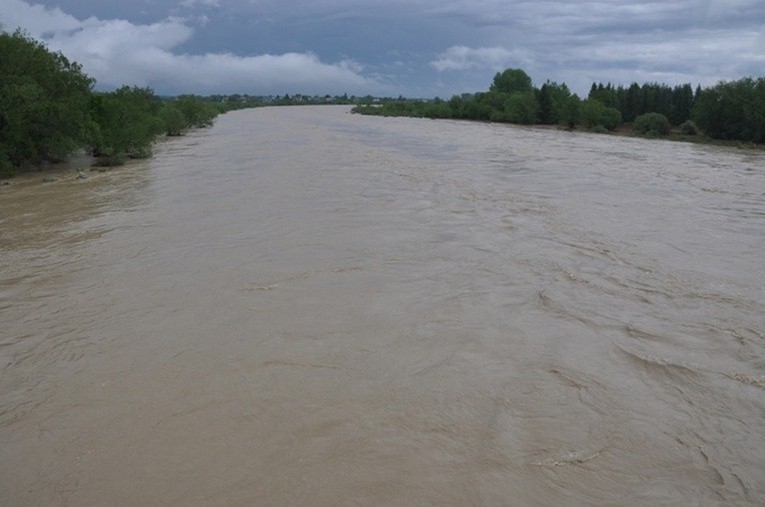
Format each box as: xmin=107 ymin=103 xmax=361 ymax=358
xmin=1 ymin=106 xmax=764 ymax=505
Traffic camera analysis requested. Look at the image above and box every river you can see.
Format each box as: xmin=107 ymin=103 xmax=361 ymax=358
xmin=1 ymin=106 xmax=764 ymax=505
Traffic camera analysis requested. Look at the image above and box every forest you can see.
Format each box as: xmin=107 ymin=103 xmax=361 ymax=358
xmin=353 ymin=68 xmax=765 ymax=145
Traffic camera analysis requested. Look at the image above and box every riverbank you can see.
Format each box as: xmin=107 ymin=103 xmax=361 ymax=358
xmin=608 ymin=123 xmax=763 ymax=149
xmin=352 ymin=71 xmax=764 ymax=147
xmin=359 ymin=112 xmax=764 ymax=151
xmin=567 ymin=122 xmax=764 ymax=150
xmin=0 ymin=127 xmax=205 ymax=188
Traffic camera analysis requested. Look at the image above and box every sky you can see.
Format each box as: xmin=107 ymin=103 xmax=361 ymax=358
xmin=1 ymin=0 xmax=763 ymax=97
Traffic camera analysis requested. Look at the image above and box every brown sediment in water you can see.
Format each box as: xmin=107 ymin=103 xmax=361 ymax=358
xmin=1 ymin=106 xmax=763 ymax=505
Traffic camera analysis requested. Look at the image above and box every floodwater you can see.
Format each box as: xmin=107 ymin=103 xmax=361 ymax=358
xmin=1 ymin=106 xmax=763 ymax=505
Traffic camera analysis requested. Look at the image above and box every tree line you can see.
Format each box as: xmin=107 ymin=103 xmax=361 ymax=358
xmin=0 ymin=30 xmax=257 ymax=176
xmin=353 ymin=68 xmax=765 ymax=144
xmin=3 ymin=27 xmax=762 ymax=178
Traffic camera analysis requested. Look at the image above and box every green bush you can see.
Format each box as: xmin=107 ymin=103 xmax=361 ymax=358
xmin=158 ymin=104 xmax=187 ymax=136
xmin=0 ymin=150 xmax=15 ymax=177
xmin=580 ymin=99 xmax=622 ymax=130
xmin=173 ymin=95 xmax=219 ymax=128
xmin=0 ymin=30 xmax=94 ymax=168
xmin=679 ymin=120 xmax=699 ymax=136
xmin=602 ymin=108 xmax=623 ymax=131
xmin=504 ymin=91 xmax=539 ymax=124
xmin=89 ymin=86 xmax=164 ymax=163
xmin=634 ymin=112 xmax=671 ymax=136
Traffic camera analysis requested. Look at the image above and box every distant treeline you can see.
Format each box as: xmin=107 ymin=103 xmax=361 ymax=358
xmin=0 ymin=30 xmax=262 ymax=176
xmin=353 ymin=68 xmax=765 ymax=144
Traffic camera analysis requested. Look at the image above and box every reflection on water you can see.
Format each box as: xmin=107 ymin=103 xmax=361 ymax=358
xmin=1 ymin=106 xmax=764 ymax=504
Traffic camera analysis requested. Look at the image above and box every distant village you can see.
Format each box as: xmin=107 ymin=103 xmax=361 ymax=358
xmin=206 ymin=93 xmax=368 ymax=106
xmin=200 ymin=93 xmax=442 ymax=107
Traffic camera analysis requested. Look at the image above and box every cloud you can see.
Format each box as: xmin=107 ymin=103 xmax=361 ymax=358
xmin=430 ymin=45 xmax=531 ymax=72
xmin=0 ymin=0 xmax=385 ymax=95
xmin=0 ymin=0 xmax=81 ymax=35
xmin=2 ymin=0 xmax=763 ymax=97
xmin=548 ymin=26 xmax=765 ymax=94
xmin=179 ymin=0 xmax=220 ymax=9
xmin=426 ymin=0 xmax=764 ymax=94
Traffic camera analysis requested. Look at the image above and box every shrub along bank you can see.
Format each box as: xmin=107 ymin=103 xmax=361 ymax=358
xmin=0 ymin=30 xmax=252 ymax=176
xmin=353 ymin=68 xmax=765 ymax=146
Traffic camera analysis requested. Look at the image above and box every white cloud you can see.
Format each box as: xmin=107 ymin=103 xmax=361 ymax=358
xmin=430 ymin=45 xmax=532 ymax=72
xmin=0 ymin=0 xmax=384 ymax=95
xmin=550 ymin=27 xmax=765 ymax=94
xmin=422 ymin=0 xmax=764 ymax=95
xmin=179 ymin=0 xmax=221 ymax=8
xmin=0 ymin=0 xmax=81 ymax=35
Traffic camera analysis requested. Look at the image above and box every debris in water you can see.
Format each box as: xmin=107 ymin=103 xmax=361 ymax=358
xmin=728 ymin=373 xmax=765 ymax=389
xmin=533 ymin=449 xmax=601 ymax=467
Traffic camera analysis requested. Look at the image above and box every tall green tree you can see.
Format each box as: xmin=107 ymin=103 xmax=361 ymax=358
xmin=560 ymin=94 xmax=582 ymax=128
xmin=693 ymin=77 xmax=765 ymax=142
xmin=537 ymin=83 xmax=554 ymax=124
xmin=537 ymin=80 xmax=570 ymax=124
xmin=588 ymin=83 xmax=619 ymax=109
xmin=669 ymin=84 xmax=694 ymax=125
xmin=490 ymin=68 xmax=533 ymax=95
xmin=623 ymin=83 xmax=641 ymax=122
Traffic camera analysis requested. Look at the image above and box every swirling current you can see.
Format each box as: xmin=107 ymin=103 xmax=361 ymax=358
xmin=1 ymin=106 xmax=763 ymax=505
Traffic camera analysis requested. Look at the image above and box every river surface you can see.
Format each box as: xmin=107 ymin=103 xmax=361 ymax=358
xmin=1 ymin=106 xmax=764 ymax=505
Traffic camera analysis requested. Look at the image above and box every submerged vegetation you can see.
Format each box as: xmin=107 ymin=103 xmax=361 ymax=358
xmin=353 ymin=68 xmax=765 ymax=147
